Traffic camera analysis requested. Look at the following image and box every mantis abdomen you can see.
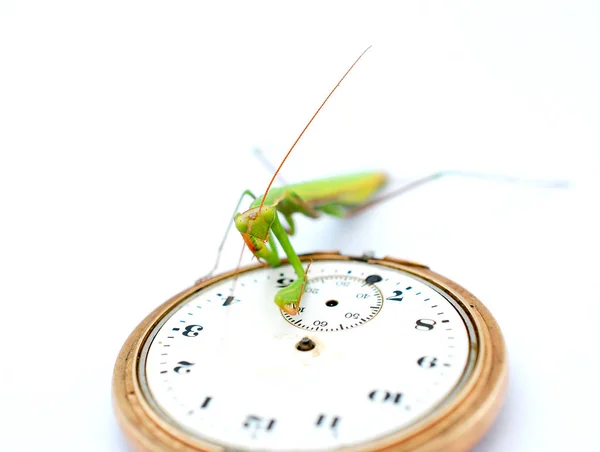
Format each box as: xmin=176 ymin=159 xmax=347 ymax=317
xmin=250 ymin=171 xmax=387 ymax=210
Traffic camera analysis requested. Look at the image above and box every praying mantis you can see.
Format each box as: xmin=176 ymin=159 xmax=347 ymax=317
xmin=204 ymin=46 xmax=567 ymax=317
xmin=207 ymin=47 xmax=392 ymax=316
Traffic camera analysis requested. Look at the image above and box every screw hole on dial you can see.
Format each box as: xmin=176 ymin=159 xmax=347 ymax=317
xmin=325 ymin=300 xmax=339 ymax=307
xmin=296 ymin=337 xmax=316 ymax=352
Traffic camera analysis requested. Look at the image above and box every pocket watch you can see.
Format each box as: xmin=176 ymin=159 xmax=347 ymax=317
xmin=113 ymin=252 xmax=506 ymax=451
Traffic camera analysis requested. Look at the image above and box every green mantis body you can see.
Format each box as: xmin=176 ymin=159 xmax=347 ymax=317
xmin=234 ymin=172 xmax=387 ymax=315
xmin=222 ymin=46 xmax=566 ymax=316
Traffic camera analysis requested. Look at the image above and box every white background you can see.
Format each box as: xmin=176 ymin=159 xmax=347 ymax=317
xmin=1 ymin=1 xmax=599 ymax=451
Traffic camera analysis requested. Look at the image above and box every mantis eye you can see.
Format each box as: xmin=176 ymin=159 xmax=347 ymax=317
xmin=261 ymin=206 xmax=276 ymax=223
xmin=234 ymin=214 xmax=250 ymax=233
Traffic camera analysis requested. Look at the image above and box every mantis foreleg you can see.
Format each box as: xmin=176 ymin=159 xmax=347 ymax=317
xmin=268 ymin=210 xmax=308 ymax=315
xmin=232 ymin=190 xmax=314 ymax=314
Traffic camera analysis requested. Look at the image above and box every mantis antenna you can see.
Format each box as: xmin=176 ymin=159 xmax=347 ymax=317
xmin=253 ymin=148 xmax=289 ymax=185
xmin=258 ymin=45 xmax=372 ymax=211
xmin=201 ymin=47 xmax=371 ymax=285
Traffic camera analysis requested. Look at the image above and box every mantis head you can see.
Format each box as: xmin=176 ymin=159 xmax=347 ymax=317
xmin=234 ymin=206 xmax=278 ymax=263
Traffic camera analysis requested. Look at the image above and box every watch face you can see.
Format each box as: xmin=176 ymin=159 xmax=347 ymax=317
xmin=140 ymin=260 xmax=475 ymax=451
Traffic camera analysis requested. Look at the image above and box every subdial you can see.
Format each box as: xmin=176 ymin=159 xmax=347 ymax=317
xmin=282 ymin=275 xmax=383 ymax=331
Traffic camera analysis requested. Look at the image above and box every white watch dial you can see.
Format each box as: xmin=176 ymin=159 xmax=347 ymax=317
xmin=141 ymin=260 xmax=473 ymax=451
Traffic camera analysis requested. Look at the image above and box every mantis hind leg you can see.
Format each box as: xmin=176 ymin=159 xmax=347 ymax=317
xmin=342 ymin=171 xmax=568 ymax=217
